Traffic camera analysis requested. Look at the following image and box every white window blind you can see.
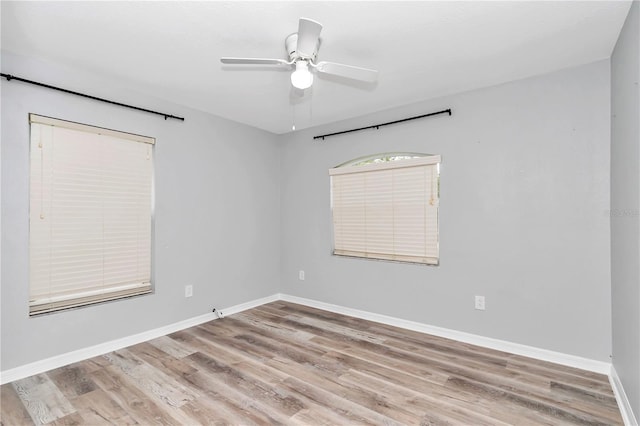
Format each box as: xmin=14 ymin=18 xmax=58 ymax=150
xmin=29 ymin=114 xmax=154 ymax=315
xmin=330 ymin=155 xmax=440 ymax=265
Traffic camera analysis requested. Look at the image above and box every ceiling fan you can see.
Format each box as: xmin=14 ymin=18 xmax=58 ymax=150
xmin=220 ymin=18 xmax=378 ymax=90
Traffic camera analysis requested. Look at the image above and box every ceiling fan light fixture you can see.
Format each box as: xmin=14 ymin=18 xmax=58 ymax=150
xmin=220 ymin=17 xmax=378 ymax=93
xmin=291 ymin=61 xmax=313 ymax=89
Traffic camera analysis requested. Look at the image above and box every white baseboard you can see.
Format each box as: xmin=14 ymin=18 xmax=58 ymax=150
xmin=279 ymin=294 xmax=612 ymax=375
xmin=0 ymin=294 xmax=280 ymax=385
xmin=610 ymin=366 xmax=639 ymax=426
xmin=220 ymin=293 xmax=280 ymax=317
xmin=0 ymin=292 xmax=616 ymax=390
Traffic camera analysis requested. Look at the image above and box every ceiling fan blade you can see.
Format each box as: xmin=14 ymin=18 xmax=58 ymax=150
xmin=314 ymin=61 xmax=378 ymax=83
xmin=221 ymin=57 xmax=289 ymax=65
xmin=296 ymin=18 xmax=323 ymax=57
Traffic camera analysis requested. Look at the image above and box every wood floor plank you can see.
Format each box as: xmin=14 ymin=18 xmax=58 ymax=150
xmin=321 ymin=349 xmax=476 ymax=404
xmin=180 ymin=359 xmax=294 ymax=425
xmin=235 ymin=311 xmax=318 ymax=342
xmin=11 ymin=374 xmax=75 ymax=425
xmin=148 ymin=335 xmax=198 ymax=359
xmin=230 ymin=316 xmax=473 ymax=423
xmin=204 ymin=318 xmax=350 ymax=381
xmin=47 ymin=365 xmax=97 ymax=399
xmin=309 ymin=327 xmax=609 ymax=425
xmin=338 ymin=369 xmax=509 ymax=426
xmin=185 ymin=351 xmax=306 ymax=420
xmin=280 ymin=375 xmax=405 ymax=426
xmin=1 ymin=383 xmax=33 ymax=426
xmin=89 ymin=366 xmax=185 ymax=425
xmin=507 ymin=357 xmax=615 ymax=396
xmin=45 ymin=411 xmax=84 ymax=426
xmin=127 ymin=341 xmax=198 ymax=380
xmin=104 ymin=348 xmax=199 ymax=408
xmin=0 ymin=301 xmax=624 ymax=425
xmin=178 ymin=398 xmax=241 ymax=426
xmin=323 ymin=350 xmax=559 ymax=426
xmin=288 ymin=407 xmax=353 ymax=426
xmin=549 ymin=380 xmax=620 ymax=415
xmin=182 ymin=336 xmax=372 ymax=424
xmin=264 ymin=355 xmax=414 ymax=424
xmin=178 ymin=369 xmax=288 ymax=425
xmin=71 ymin=388 xmax=138 ymax=425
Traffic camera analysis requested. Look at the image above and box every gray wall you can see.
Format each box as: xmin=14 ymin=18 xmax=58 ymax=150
xmin=611 ymin=0 xmax=640 ymax=419
xmin=280 ymin=60 xmax=613 ymax=361
xmin=0 ymin=51 xmax=619 ymax=374
xmin=1 ymin=52 xmax=281 ymax=371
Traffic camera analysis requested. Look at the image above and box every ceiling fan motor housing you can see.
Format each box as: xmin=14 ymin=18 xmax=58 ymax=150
xmin=285 ymin=33 xmax=319 ymax=62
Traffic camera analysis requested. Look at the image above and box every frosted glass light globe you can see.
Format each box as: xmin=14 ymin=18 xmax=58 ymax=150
xmin=291 ymin=61 xmax=313 ymax=89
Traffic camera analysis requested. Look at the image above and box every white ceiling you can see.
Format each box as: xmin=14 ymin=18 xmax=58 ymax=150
xmin=1 ymin=1 xmax=632 ymax=134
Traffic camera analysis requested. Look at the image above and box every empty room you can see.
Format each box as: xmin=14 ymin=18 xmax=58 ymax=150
xmin=1 ymin=1 xmax=639 ymax=425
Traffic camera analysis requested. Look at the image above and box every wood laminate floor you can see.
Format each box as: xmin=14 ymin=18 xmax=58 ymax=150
xmin=0 ymin=301 xmax=623 ymax=425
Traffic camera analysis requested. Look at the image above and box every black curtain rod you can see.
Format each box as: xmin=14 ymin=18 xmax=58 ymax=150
xmin=1 ymin=73 xmax=185 ymax=122
xmin=313 ymin=108 xmax=451 ymax=140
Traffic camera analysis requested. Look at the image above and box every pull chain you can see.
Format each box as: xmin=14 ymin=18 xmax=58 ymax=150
xmin=292 ymin=101 xmax=296 ymax=131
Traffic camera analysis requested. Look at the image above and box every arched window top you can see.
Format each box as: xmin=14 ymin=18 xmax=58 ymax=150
xmin=336 ymin=152 xmax=436 ymax=168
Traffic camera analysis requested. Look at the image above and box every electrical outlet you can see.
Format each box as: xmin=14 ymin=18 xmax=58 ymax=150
xmin=185 ymin=285 xmax=193 ymax=298
xmin=475 ymin=295 xmax=485 ymax=310
xmin=299 ymin=270 xmax=305 ymax=281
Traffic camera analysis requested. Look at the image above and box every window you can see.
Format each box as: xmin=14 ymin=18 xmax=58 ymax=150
xmin=29 ymin=114 xmax=153 ymax=315
xmin=329 ymin=153 xmax=440 ymax=265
